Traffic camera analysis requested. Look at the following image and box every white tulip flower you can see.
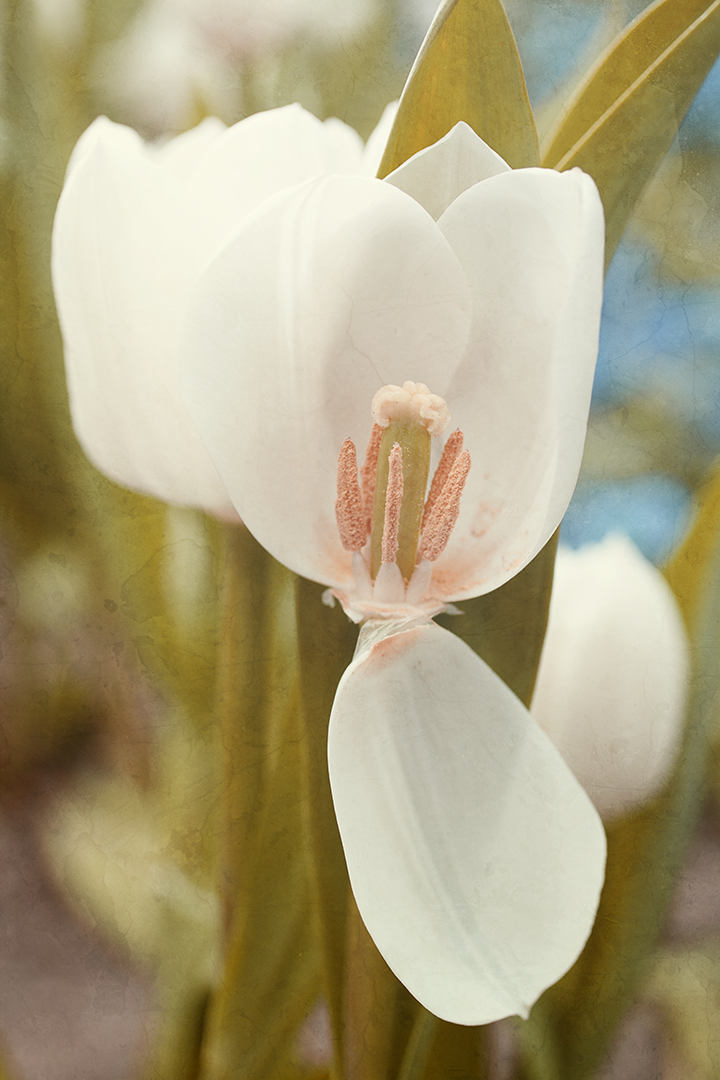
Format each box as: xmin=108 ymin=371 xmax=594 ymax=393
xmin=533 ymin=535 xmax=690 ymax=821
xmin=52 ymin=104 xmax=394 ymax=515
xmin=179 ymin=121 xmax=608 ymax=1024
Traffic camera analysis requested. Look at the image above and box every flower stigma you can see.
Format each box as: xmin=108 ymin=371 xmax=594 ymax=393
xmin=333 ymin=382 xmax=471 ymax=621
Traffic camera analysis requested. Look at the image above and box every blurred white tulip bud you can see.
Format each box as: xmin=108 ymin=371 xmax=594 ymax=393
xmin=532 ymin=535 xmax=690 ymax=821
xmin=96 ymin=0 xmax=378 ymax=135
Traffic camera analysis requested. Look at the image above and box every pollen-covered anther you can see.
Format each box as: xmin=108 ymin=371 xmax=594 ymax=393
xmin=372 ymin=381 xmax=450 ymax=437
xmin=422 ymin=429 xmax=464 ymax=531
xmin=381 ymin=443 xmax=403 ymax=566
xmin=335 ymin=438 xmax=367 ymax=551
xmin=419 ymin=450 xmax=471 ymax=562
xmin=360 ymin=423 xmax=383 ymax=534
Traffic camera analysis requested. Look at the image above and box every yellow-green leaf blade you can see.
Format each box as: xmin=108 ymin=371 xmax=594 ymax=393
xmin=544 ymin=0 xmax=720 ymax=267
xmin=543 ymin=0 xmax=719 ymax=166
xmin=665 ymin=464 xmax=720 ymax=632
xmin=378 ymin=0 xmax=538 ymax=177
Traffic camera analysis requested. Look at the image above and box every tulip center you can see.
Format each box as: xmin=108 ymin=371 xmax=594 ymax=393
xmin=334 ymin=382 xmax=471 ymax=615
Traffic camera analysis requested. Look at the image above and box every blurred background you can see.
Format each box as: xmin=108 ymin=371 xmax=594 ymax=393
xmin=2 ymin=0 xmax=720 ymax=1077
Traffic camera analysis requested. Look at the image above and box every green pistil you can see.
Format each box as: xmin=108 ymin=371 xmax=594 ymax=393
xmin=370 ymin=419 xmax=431 ymax=582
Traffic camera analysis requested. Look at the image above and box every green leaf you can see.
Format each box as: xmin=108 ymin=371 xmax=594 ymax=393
xmin=436 ymin=533 xmax=557 ymax=708
xmin=197 ymin=527 xmax=323 ymax=1080
xmin=377 ymin=0 xmax=538 ymax=177
xmin=295 ymin=578 xmax=358 ymax=1076
xmin=343 ymin=897 xmax=421 ymax=1080
xmin=541 ymin=0 xmax=720 ymax=267
xmin=665 ymin=464 xmax=720 ymax=631
xmin=515 ymin=471 xmax=720 ymax=1079
xmin=646 ymin=940 xmax=720 ymax=1078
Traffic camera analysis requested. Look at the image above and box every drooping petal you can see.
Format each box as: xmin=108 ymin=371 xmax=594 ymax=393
xmin=431 ymin=165 xmax=604 ymax=600
xmin=52 ymin=130 xmax=234 ymax=514
xmin=532 ymin=537 xmax=689 ymax=820
xmin=184 ymin=104 xmax=366 ymax=266
xmin=327 ymin=618 xmax=606 ymax=1025
xmin=385 ymin=121 xmax=510 ymax=220
xmin=181 ymin=175 xmax=472 ymax=587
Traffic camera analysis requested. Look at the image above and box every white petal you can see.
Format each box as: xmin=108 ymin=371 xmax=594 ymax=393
xmin=52 ymin=132 xmax=234 ymax=514
xmin=328 ymin=619 xmax=606 ymax=1025
xmin=184 ymin=104 xmax=366 ymax=267
xmin=152 ymin=116 xmax=228 ymax=181
xmin=386 ymin=122 xmax=511 ymax=219
xmin=532 ymin=537 xmax=689 ymax=820
xmin=64 ymin=115 xmax=143 ymax=178
xmin=431 ymin=166 xmax=605 ymax=600
xmin=321 ymin=115 xmax=366 ymax=172
xmin=181 ymin=175 xmax=472 ymax=587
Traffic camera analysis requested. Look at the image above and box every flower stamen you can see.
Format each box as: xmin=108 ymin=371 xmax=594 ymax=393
xmin=360 ymin=423 xmax=383 ymax=534
xmin=419 ymin=450 xmax=471 ymax=562
xmin=381 ymin=443 xmax=403 ymax=565
xmin=335 ymin=438 xmax=366 ymax=551
xmin=421 ymin=429 xmax=464 ymax=531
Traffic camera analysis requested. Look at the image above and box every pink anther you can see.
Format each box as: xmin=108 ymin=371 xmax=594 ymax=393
xmin=381 ymin=443 xmax=403 ymax=565
xmin=335 ymin=438 xmax=367 ymax=551
xmin=419 ymin=450 xmax=471 ymax=562
xmin=421 ymin=429 xmax=464 ymax=531
xmin=360 ymin=423 xmax=383 ymax=533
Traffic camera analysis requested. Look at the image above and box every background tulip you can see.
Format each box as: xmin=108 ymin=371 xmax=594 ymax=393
xmin=532 ymin=535 xmax=690 ymax=821
xmin=51 ymin=105 xmax=394 ymax=516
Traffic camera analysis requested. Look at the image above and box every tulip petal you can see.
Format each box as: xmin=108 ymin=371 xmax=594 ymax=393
xmin=385 ymin=121 xmax=510 ymax=220
xmin=64 ymin=115 xmax=143 ymax=178
xmin=52 ymin=132 xmax=235 ymax=514
xmin=152 ymin=116 xmax=227 ymax=180
xmin=181 ymin=176 xmax=472 ymax=587
xmin=532 ymin=537 xmax=689 ymax=820
xmin=432 ymin=166 xmax=605 ymax=599
xmin=327 ymin=619 xmax=606 ymax=1025
xmin=184 ymin=104 xmax=366 ymax=265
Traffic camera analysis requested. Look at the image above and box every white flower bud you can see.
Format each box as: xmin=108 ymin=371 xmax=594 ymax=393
xmin=532 ymin=535 xmax=690 ymax=821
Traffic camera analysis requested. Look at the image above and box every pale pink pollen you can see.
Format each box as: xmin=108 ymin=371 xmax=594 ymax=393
xmin=360 ymin=422 xmax=383 ymax=534
xmin=381 ymin=443 xmax=403 ymax=566
xmin=335 ymin=438 xmax=366 ymax=551
xmin=421 ymin=429 xmax=464 ymax=531
xmin=419 ymin=450 xmax=471 ymax=562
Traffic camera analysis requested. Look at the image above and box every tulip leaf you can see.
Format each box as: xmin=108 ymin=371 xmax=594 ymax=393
xmin=665 ymin=463 xmax=720 ymax=632
xmin=436 ymin=533 xmax=557 ymax=709
xmin=377 ymin=0 xmax=538 ymax=177
xmin=515 ymin=472 xmax=720 ymax=1079
xmin=404 ymin=1016 xmax=489 ymax=1080
xmin=198 ymin=528 xmax=325 ymax=1080
xmin=542 ymin=0 xmax=720 ymax=267
xmin=295 ymin=577 xmax=358 ymax=1075
xmin=343 ymin=897 xmax=419 ymax=1080
xmin=645 ymin=941 xmax=720 ymax=1078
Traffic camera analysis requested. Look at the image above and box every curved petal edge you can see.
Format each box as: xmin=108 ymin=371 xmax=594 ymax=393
xmin=328 ymin=619 xmax=606 ymax=1025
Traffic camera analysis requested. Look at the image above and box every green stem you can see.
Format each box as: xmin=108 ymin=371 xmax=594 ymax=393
xmin=197 ymin=526 xmax=322 ymax=1080
xmin=397 ymin=1010 xmax=439 ymax=1080
xmin=295 ymin=578 xmax=358 ymax=1076
xmin=343 ymin=895 xmax=420 ymax=1080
